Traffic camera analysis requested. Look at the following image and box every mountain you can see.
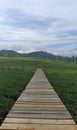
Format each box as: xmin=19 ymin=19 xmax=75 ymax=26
xmin=0 ymin=50 xmax=56 ymax=59
xmin=0 ymin=50 xmax=21 ymax=56
xmin=0 ymin=50 xmax=77 ymax=62
xmin=25 ymin=51 xmax=77 ymax=62
xmin=26 ymin=51 xmax=56 ymax=59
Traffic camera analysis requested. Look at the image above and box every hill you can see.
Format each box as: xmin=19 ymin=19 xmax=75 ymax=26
xmin=0 ymin=50 xmax=77 ymax=62
xmin=25 ymin=51 xmax=77 ymax=62
xmin=0 ymin=50 xmax=60 ymax=59
xmin=26 ymin=51 xmax=56 ymax=59
xmin=0 ymin=50 xmax=56 ymax=59
xmin=0 ymin=50 xmax=21 ymax=57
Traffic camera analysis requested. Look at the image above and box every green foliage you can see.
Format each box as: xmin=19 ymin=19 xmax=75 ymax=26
xmin=0 ymin=69 xmax=34 ymax=124
xmin=46 ymin=69 xmax=77 ymax=123
xmin=0 ymin=95 xmax=14 ymax=121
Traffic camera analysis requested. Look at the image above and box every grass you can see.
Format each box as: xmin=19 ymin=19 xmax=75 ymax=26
xmin=46 ymin=69 xmax=77 ymax=123
xmin=0 ymin=56 xmax=77 ymax=124
xmin=0 ymin=69 xmax=34 ymax=124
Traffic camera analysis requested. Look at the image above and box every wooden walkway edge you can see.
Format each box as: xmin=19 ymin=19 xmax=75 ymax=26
xmin=0 ymin=68 xmax=77 ymax=130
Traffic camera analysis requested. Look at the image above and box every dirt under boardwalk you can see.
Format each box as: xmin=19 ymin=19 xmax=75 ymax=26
xmin=0 ymin=68 xmax=77 ymax=130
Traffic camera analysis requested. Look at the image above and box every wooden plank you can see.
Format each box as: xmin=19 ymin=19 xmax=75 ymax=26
xmin=22 ymin=91 xmax=56 ymax=94
xmin=17 ymin=98 xmax=62 ymax=103
xmin=4 ymin=118 xmax=75 ymax=125
xmin=0 ymin=124 xmax=77 ymax=130
xmin=20 ymin=94 xmax=58 ymax=98
xmin=20 ymin=93 xmax=58 ymax=96
xmin=26 ymin=87 xmax=52 ymax=89
xmin=15 ymin=101 xmax=62 ymax=105
xmin=16 ymin=102 xmax=62 ymax=105
xmin=14 ymin=104 xmax=65 ymax=108
xmin=10 ymin=109 xmax=69 ymax=114
xmin=25 ymin=89 xmax=54 ymax=91
xmin=11 ymin=107 xmax=67 ymax=111
xmin=9 ymin=110 xmax=70 ymax=115
xmin=17 ymin=99 xmax=61 ymax=103
xmin=26 ymin=87 xmax=53 ymax=89
xmin=18 ymin=97 xmax=59 ymax=100
xmin=20 ymin=94 xmax=58 ymax=96
xmin=7 ymin=113 xmax=72 ymax=119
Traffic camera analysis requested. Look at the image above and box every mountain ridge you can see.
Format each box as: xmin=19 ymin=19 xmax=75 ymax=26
xmin=0 ymin=49 xmax=56 ymax=58
xmin=26 ymin=51 xmax=56 ymax=58
xmin=0 ymin=50 xmax=21 ymax=56
xmin=0 ymin=50 xmax=77 ymax=62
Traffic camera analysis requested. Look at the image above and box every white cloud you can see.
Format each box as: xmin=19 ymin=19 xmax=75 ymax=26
xmin=0 ymin=0 xmax=77 ymax=56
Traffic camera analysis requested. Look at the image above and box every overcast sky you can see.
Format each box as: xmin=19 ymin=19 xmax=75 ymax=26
xmin=0 ymin=0 xmax=77 ymax=56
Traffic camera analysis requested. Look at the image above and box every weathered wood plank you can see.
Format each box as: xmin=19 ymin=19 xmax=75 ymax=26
xmin=11 ymin=107 xmax=67 ymax=111
xmin=20 ymin=93 xmax=59 ymax=96
xmin=22 ymin=91 xmax=56 ymax=94
xmin=0 ymin=124 xmax=77 ymax=130
xmin=26 ymin=87 xmax=53 ymax=89
xmin=13 ymin=104 xmax=65 ymax=108
xmin=7 ymin=113 xmax=72 ymax=119
xmin=4 ymin=118 xmax=75 ymax=125
xmin=17 ymin=99 xmax=61 ymax=103
xmin=15 ymin=101 xmax=62 ymax=104
xmin=25 ymin=89 xmax=54 ymax=91
xmin=9 ymin=110 xmax=70 ymax=115
xmin=18 ymin=97 xmax=59 ymax=100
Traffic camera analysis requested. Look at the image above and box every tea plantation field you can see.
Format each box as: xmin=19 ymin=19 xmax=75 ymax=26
xmin=0 ymin=56 xmax=77 ymax=124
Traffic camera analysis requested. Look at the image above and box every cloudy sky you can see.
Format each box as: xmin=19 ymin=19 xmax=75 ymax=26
xmin=0 ymin=0 xmax=77 ymax=56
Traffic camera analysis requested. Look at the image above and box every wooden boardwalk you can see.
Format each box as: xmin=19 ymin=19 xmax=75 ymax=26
xmin=0 ymin=68 xmax=77 ymax=130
